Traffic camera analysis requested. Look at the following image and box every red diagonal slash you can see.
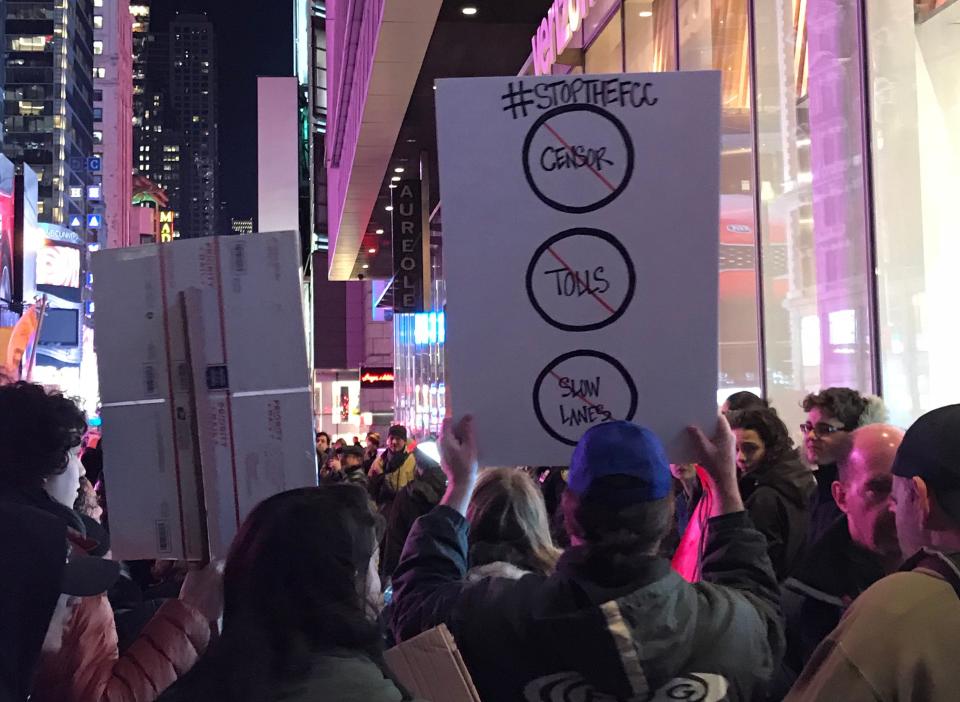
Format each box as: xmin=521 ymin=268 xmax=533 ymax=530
xmin=544 ymin=122 xmax=617 ymax=193
xmin=549 ymin=370 xmax=601 ymax=409
xmin=545 ymin=245 xmax=616 ymax=315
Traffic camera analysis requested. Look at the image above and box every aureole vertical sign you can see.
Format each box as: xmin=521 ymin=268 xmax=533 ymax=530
xmin=436 ymin=72 xmax=722 ymax=466
xmin=391 ymin=178 xmax=428 ymax=313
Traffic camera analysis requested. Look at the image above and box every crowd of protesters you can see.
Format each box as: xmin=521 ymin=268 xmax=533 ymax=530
xmin=3 ymin=376 xmax=960 ymax=701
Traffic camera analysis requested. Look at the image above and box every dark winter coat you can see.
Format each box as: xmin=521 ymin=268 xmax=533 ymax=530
xmin=779 ymin=517 xmax=886 ymax=688
xmin=806 ymin=463 xmax=844 ymax=547
xmin=380 ymin=464 xmax=446 ymax=582
xmin=739 ymin=454 xmax=817 ymax=580
xmin=389 ymin=506 xmax=784 ymax=701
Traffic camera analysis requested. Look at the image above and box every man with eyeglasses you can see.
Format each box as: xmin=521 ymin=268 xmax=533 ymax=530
xmin=801 ymin=388 xmax=887 ymax=546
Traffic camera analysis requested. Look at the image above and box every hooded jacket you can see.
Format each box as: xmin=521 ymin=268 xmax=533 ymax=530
xmin=738 ymin=453 xmax=816 ymax=580
xmin=389 ymin=506 xmax=784 ymax=701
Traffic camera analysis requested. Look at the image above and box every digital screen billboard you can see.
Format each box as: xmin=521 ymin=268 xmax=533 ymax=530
xmin=39 ymin=307 xmax=79 ymax=345
xmin=36 ymin=244 xmax=81 ymax=288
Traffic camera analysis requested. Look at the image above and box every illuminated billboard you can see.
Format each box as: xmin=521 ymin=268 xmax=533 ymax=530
xmin=0 ymin=156 xmax=14 ymax=304
xmin=36 ymin=244 xmax=81 ymax=288
xmin=159 ymin=210 xmax=175 ymax=242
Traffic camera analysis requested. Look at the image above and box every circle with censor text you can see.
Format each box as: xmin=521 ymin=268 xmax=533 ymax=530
xmin=526 ymin=228 xmax=636 ymax=332
xmin=533 ymin=350 xmax=638 ymax=447
xmin=522 ymin=104 xmax=634 ymax=214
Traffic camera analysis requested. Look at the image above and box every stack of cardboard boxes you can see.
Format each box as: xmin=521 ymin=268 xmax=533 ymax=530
xmin=93 ymin=231 xmax=317 ymax=560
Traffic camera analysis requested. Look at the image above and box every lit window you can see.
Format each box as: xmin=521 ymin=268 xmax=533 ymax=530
xmin=94 ymin=41 xmax=104 ymax=55
xmin=93 ymin=130 xmax=103 ymax=144
xmin=69 ymin=186 xmax=83 ymax=199
xmin=93 ymin=67 xmax=106 ymax=79
xmin=94 ymin=0 xmax=103 ymax=6
xmin=94 ymin=15 xmax=103 ymax=29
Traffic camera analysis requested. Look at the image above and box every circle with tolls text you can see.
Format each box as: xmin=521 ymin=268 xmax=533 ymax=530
xmin=533 ymin=350 xmax=638 ymax=447
xmin=526 ymin=228 xmax=636 ymax=332
xmin=522 ymin=104 xmax=634 ymax=214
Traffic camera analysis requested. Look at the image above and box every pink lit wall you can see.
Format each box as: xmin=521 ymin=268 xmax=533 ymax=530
xmin=324 ymin=0 xmax=385 ymax=257
xmin=257 ymin=77 xmax=300 ymax=233
xmin=96 ymin=0 xmax=133 ymax=249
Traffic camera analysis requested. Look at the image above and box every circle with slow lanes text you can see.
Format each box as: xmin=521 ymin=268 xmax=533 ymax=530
xmin=526 ymin=228 xmax=636 ymax=332
xmin=522 ymin=104 xmax=634 ymax=214
xmin=533 ymin=350 xmax=638 ymax=447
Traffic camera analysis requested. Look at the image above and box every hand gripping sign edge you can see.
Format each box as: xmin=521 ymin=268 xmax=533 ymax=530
xmin=526 ymin=227 xmax=637 ymax=332
xmin=533 ymin=349 xmax=639 ymax=447
xmin=521 ymin=104 xmax=635 ymax=214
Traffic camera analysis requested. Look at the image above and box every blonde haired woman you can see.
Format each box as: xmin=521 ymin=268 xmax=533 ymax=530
xmin=465 ymin=468 xmax=562 ymax=580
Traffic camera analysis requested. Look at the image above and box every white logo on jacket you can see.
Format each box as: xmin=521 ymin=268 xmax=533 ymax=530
xmin=523 ymin=671 xmax=730 ymax=702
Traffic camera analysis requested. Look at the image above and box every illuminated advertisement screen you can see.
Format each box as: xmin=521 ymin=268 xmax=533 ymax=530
xmin=36 ymin=244 xmax=81 ymax=288
xmin=0 ymin=157 xmax=14 ymax=302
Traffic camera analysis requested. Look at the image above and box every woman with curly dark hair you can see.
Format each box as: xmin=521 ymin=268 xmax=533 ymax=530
xmin=728 ymin=408 xmax=816 ymax=580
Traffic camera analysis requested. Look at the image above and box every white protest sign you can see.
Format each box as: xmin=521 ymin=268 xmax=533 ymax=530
xmin=437 ymin=72 xmax=721 ymax=465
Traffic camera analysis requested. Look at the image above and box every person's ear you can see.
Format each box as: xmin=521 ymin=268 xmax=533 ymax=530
xmin=914 ymin=477 xmax=933 ymax=529
xmin=831 ymin=480 xmax=848 ymax=514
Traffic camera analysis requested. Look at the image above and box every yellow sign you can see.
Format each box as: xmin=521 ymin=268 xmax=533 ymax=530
xmin=159 ymin=210 xmax=174 ymax=242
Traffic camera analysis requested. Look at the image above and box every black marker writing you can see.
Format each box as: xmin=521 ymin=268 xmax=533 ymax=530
xmin=544 ymin=267 xmax=610 ymax=297
xmin=558 ymin=376 xmax=601 ymax=399
xmin=534 ymin=78 xmax=658 ymax=111
xmin=560 ymin=403 xmax=613 ymax=427
xmin=540 ymin=145 xmax=614 ymax=172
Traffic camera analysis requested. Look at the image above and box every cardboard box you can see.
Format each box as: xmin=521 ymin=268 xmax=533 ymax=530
xmin=385 ymin=625 xmax=481 ymax=702
xmin=92 ymin=231 xmax=317 ymax=560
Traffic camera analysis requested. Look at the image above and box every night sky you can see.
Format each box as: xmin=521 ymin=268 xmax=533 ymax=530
xmin=150 ymin=0 xmax=294 ymax=225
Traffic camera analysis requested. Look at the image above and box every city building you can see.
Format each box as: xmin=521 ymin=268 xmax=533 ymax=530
xmin=2 ymin=0 xmax=97 ymax=229
xmin=230 ymin=217 xmax=253 ymax=234
xmin=169 ymin=14 xmax=219 ymax=238
xmin=94 ymin=0 xmax=134 ymax=249
xmin=326 ymin=0 xmax=960 ymax=436
xmin=131 ymin=0 xmax=182 ymax=231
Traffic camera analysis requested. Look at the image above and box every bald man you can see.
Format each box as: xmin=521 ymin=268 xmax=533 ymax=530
xmin=777 ymin=424 xmax=904 ymax=689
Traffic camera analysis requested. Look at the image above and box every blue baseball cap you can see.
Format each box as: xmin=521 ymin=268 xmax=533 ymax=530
xmin=568 ymin=421 xmax=672 ymax=505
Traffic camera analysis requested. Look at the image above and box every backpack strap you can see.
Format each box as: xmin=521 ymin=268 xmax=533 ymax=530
xmin=903 ymin=549 xmax=960 ymax=600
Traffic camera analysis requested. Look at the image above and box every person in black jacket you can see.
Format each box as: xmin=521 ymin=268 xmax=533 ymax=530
xmin=777 ymin=423 xmax=904 ymax=693
xmin=728 ymin=407 xmax=816 ymax=580
xmin=801 ymin=388 xmax=887 ymax=546
xmin=379 ymin=447 xmax=447 ymax=583
xmin=389 ymin=415 xmax=784 ymax=701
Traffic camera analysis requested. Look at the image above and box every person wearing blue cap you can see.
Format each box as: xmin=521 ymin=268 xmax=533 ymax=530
xmin=388 ymin=415 xmax=784 ymax=701
xmin=787 ymin=404 xmax=960 ymax=702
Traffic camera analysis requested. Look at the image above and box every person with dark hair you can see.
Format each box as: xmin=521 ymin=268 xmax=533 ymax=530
xmin=379 ymin=446 xmax=446 ymax=583
xmin=316 ymin=431 xmax=332 ymax=465
xmin=802 ymin=388 xmax=888 ymax=545
xmin=157 ymin=486 xmax=410 ymax=702
xmin=465 ymin=468 xmax=561 ymax=580
xmin=787 ymin=405 xmax=960 ymax=701
xmin=363 ymin=432 xmax=382 ymax=473
xmin=0 ymin=383 xmax=222 ymax=702
xmin=389 ymin=416 xmax=784 ymax=700
xmin=777 ymin=424 xmax=904 ymax=695
xmin=728 ymin=407 xmax=815 ymax=580
xmin=722 ymin=390 xmax=768 ymax=413
xmin=368 ymin=425 xmax=417 ymax=508
xmin=0 ymin=382 xmax=89 ymax=533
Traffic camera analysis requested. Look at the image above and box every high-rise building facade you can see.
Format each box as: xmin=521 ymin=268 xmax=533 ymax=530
xmin=2 ymin=0 xmax=96 ymax=228
xmin=94 ymin=0 xmax=133 ymax=249
xmin=132 ymin=1 xmax=181 ymax=236
xmin=169 ymin=14 xmax=218 ymax=238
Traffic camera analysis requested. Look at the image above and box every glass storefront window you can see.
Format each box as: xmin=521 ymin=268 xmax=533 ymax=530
xmin=584 ymin=5 xmax=623 ymax=73
xmin=677 ymin=0 xmax=763 ymax=404
xmin=624 ymin=0 xmax=676 ymax=72
xmin=753 ymin=0 xmax=875 ymax=429
xmin=869 ymin=0 xmax=960 ymax=426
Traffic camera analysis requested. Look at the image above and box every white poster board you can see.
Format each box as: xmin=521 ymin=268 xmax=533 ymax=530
xmin=436 ymin=72 xmax=721 ymax=465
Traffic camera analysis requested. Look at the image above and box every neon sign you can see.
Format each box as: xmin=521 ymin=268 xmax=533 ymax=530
xmin=159 ymin=210 xmax=175 ymax=242
xmin=360 ymin=366 xmax=395 ymax=389
xmin=531 ymin=0 xmax=596 ymax=76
